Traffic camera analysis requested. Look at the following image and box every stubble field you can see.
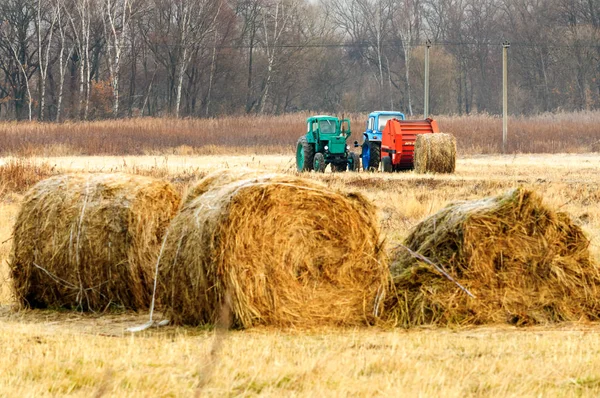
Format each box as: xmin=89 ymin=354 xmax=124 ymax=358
xmin=1 ymin=150 xmax=600 ymax=396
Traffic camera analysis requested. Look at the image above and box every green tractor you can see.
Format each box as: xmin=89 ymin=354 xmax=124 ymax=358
xmin=296 ymin=115 xmax=360 ymax=173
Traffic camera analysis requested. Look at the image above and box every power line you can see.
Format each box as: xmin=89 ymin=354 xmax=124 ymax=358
xmin=138 ymin=40 xmax=600 ymax=51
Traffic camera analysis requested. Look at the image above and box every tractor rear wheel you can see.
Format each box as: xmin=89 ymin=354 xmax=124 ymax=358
xmin=382 ymin=156 xmax=393 ymax=172
xmin=313 ymin=153 xmax=326 ymax=173
xmin=349 ymin=152 xmax=360 ymax=172
xmin=296 ymin=136 xmax=315 ymax=172
xmin=368 ymin=142 xmax=381 ymax=171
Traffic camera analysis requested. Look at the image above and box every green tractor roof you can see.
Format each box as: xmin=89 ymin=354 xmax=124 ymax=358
xmin=306 ymin=115 xmax=339 ymax=122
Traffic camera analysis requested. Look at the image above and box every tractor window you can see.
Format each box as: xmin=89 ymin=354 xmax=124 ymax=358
xmin=378 ymin=115 xmax=402 ymax=131
xmin=368 ymin=117 xmax=374 ymax=131
xmin=319 ymin=120 xmax=336 ymax=134
xmin=307 ymin=122 xmax=311 ymax=133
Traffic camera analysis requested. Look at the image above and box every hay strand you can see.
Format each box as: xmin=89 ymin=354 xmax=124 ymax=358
xmin=10 ymin=173 xmax=181 ymax=311
xmin=414 ymin=133 xmax=456 ymax=174
xmin=159 ymin=170 xmax=387 ymax=328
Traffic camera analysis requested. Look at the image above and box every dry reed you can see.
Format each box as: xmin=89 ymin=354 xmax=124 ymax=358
xmin=388 ymin=188 xmax=600 ymax=327
xmin=414 ymin=133 xmax=456 ymax=174
xmin=10 ymin=173 xmax=181 ymax=311
xmin=158 ymin=170 xmax=387 ymax=328
xmin=0 ymin=111 xmax=598 ymax=156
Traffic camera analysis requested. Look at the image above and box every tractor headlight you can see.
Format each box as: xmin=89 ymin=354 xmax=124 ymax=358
xmin=346 ymin=145 xmax=350 ymax=151
xmin=324 ymin=145 xmax=329 ymax=151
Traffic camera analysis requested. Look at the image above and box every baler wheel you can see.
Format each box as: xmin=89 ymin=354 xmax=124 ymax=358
xmin=382 ymin=156 xmax=392 ymax=173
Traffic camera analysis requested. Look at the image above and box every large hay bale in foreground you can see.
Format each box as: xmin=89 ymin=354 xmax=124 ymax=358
xmin=159 ymin=171 xmax=387 ymax=328
xmin=10 ymin=173 xmax=181 ymax=311
xmin=183 ymin=168 xmax=269 ymax=206
xmin=388 ymin=188 xmax=600 ymax=326
xmin=414 ymin=133 xmax=456 ymax=174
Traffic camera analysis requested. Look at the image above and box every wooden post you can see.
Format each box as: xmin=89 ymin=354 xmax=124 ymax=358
xmin=502 ymin=41 xmax=510 ymax=153
xmin=424 ymin=39 xmax=431 ymax=118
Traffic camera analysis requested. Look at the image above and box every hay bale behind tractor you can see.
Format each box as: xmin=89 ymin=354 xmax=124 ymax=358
xmin=159 ymin=171 xmax=387 ymax=328
xmin=414 ymin=133 xmax=456 ymax=174
xmin=388 ymin=188 xmax=600 ymax=326
xmin=10 ymin=173 xmax=181 ymax=311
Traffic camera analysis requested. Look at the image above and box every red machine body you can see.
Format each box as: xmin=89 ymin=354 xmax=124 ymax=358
xmin=381 ymin=118 xmax=439 ymax=171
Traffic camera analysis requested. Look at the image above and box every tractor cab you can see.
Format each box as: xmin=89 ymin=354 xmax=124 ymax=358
xmin=296 ymin=115 xmax=359 ymax=173
xmin=307 ymin=116 xmax=348 ymax=155
xmin=360 ymin=111 xmax=406 ymax=170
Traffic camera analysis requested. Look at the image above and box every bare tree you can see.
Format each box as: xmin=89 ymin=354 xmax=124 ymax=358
xmin=66 ymin=0 xmax=94 ymax=120
xmin=327 ymin=0 xmax=393 ymax=109
xmin=392 ymin=0 xmax=422 ymax=116
xmin=0 ymin=0 xmax=37 ymax=120
xmin=56 ymin=0 xmax=75 ymax=121
xmin=1 ymin=22 xmax=34 ymax=121
xmin=258 ymin=0 xmax=296 ymax=113
xmin=37 ymin=0 xmax=59 ymax=120
xmin=102 ymin=0 xmax=133 ymax=117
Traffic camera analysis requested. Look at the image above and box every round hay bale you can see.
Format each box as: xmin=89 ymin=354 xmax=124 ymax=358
xmin=414 ymin=133 xmax=456 ymax=174
xmin=388 ymin=187 xmax=600 ymax=326
xmin=183 ymin=168 xmax=270 ymax=206
xmin=10 ymin=173 xmax=181 ymax=311
xmin=158 ymin=171 xmax=387 ymax=328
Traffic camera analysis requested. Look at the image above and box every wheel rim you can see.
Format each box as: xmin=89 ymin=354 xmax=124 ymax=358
xmin=297 ymin=144 xmax=304 ymax=171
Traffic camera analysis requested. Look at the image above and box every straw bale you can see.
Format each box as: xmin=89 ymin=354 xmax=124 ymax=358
xmin=10 ymin=173 xmax=181 ymax=311
xmin=183 ymin=168 xmax=267 ymax=206
xmin=414 ymin=133 xmax=456 ymax=174
xmin=159 ymin=171 xmax=387 ymax=328
xmin=388 ymin=188 xmax=600 ymax=326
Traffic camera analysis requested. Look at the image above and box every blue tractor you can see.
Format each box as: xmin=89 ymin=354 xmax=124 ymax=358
xmin=359 ymin=111 xmax=406 ymax=171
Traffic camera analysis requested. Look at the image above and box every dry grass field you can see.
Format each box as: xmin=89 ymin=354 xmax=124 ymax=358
xmin=1 ymin=151 xmax=600 ymax=396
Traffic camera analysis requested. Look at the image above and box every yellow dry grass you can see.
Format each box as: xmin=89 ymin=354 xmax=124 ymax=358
xmin=1 ymin=312 xmax=600 ymax=396
xmin=1 ymin=153 xmax=600 ymax=395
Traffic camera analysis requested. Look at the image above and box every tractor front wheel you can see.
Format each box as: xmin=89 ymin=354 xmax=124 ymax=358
xmin=313 ymin=153 xmax=326 ymax=173
xmin=296 ymin=136 xmax=315 ymax=172
xmin=362 ymin=141 xmax=381 ymax=171
xmin=382 ymin=156 xmax=393 ymax=172
xmin=369 ymin=142 xmax=381 ymax=171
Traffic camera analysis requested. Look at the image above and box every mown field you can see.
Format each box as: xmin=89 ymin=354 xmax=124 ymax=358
xmin=1 ymin=150 xmax=600 ymax=396
xmin=1 ymin=113 xmax=600 ymax=396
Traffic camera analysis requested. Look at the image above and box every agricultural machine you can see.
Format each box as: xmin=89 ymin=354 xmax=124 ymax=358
xmin=359 ymin=111 xmax=407 ymax=171
xmin=381 ymin=118 xmax=439 ymax=172
xmin=357 ymin=110 xmax=439 ymax=171
xmin=296 ymin=115 xmax=360 ymax=173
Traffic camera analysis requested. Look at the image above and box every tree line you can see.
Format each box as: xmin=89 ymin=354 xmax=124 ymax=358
xmin=0 ymin=0 xmax=599 ymax=121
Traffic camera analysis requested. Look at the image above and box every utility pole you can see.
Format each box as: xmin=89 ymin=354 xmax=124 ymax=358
xmin=424 ymin=39 xmax=431 ymax=118
xmin=502 ymin=40 xmax=510 ymax=153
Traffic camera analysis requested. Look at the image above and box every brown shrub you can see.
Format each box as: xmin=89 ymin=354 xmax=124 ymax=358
xmin=0 ymin=158 xmax=58 ymax=194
